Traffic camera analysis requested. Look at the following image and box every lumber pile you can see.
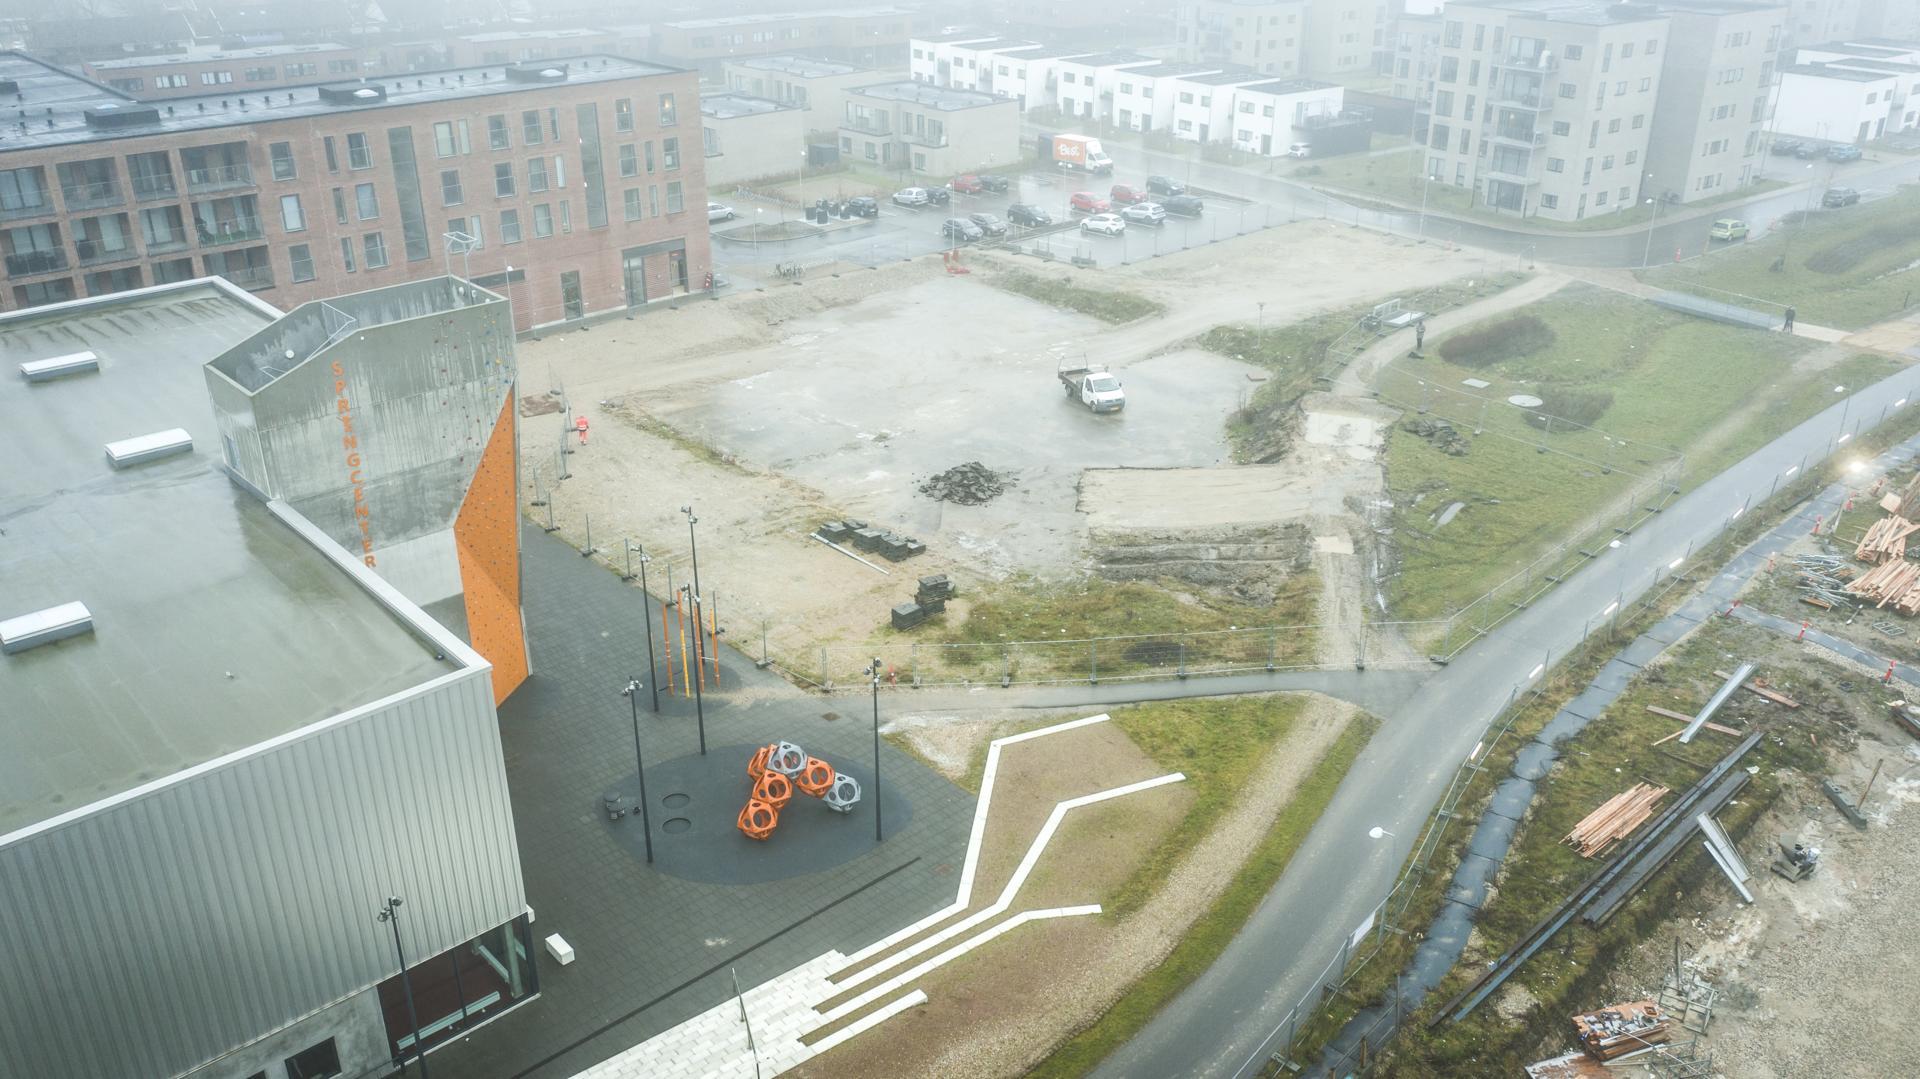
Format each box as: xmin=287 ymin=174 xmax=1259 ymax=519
xmin=1844 ymin=559 xmax=1920 ymax=614
xmin=1893 ymin=470 xmax=1920 ymax=517
xmin=1854 ymin=515 xmax=1920 ymax=564
xmin=1572 ymin=1000 xmax=1672 ymax=1061
xmin=1563 ymin=783 xmax=1669 ymax=858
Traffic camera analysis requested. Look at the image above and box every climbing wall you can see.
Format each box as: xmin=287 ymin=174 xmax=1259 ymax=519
xmin=455 ymin=394 xmax=529 ymax=704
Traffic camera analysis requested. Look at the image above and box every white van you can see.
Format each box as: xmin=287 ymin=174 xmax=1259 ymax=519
xmin=1287 ymin=143 xmax=1312 ymax=158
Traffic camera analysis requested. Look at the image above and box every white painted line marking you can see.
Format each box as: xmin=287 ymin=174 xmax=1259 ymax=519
xmin=807 ymin=989 xmax=929 ymax=1055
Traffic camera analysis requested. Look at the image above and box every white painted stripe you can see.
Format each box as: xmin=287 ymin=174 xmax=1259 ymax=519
xmin=837 ymin=712 xmax=1113 ymax=968
xmin=814 ymin=906 xmax=1101 ymax=1027
xmin=806 ymin=989 xmax=930 ymax=1056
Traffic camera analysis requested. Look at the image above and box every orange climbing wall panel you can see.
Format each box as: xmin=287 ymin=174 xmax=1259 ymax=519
xmin=455 ymin=394 xmax=529 ymax=704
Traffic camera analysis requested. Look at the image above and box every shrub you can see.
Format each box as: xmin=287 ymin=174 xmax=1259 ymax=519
xmin=1437 ymin=314 xmax=1556 ymax=368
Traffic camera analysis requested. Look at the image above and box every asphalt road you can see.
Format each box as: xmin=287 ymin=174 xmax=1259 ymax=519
xmin=1092 ymin=363 xmax=1920 ymax=1078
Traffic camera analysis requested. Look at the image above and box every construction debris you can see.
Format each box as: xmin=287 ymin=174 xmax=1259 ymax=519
xmin=1572 ymin=1000 xmax=1672 ymax=1061
xmin=1646 ymin=705 xmax=1743 ymax=738
xmin=1852 ymin=515 xmax=1920 ymax=563
xmin=917 ymin=461 xmax=1011 ymax=505
xmin=1524 ymin=1051 xmax=1610 ymax=1079
xmin=1563 ymin=783 xmax=1669 ymax=858
xmin=1711 ymin=669 xmax=1800 ymax=708
xmin=1843 ymin=558 xmax=1920 ymax=613
xmin=1400 ymin=416 xmax=1470 ymax=456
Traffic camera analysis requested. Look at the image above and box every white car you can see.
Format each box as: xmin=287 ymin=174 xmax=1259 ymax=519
xmin=707 ymin=201 xmax=735 ymax=222
xmin=892 ymin=187 xmax=931 ymax=206
xmin=1080 ymin=213 xmax=1126 ymax=236
xmin=1120 ymin=202 xmax=1165 ymax=225
xmin=1286 ymin=142 xmax=1312 ymax=158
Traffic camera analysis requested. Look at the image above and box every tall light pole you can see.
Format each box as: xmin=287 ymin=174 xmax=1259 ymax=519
xmin=1639 ymin=196 xmax=1665 ymax=268
xmin=681 ymin=504 xmax=703 ymax=601
xmin=631 ymin=543 xmax=659 ymax=712
xmin=864 ymin=656 xmax=884 ymax=842
xmin=622 ymin=677 xmax=653 ymax=863
xmin=1835 ymin=384 xmax=1851 ymax=445
xmin=1417 ymin=173 xmax=1438 ymax=242
xmin=684 ymin=585 xmax=708 ymax=755
xmin=376 ymin=896 xmax=429 ymax=1078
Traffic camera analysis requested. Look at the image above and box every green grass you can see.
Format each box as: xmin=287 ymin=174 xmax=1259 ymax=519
xmin=985 ymin=268 xmax=1167 ymax=324
xmin=1382 ymin=283 xmax=1865 ymax=623
xmin=1030 ymin=711 xmax=1379 ymax=1078
xmin=1639 ymin=182 xmax=1920 ymax=329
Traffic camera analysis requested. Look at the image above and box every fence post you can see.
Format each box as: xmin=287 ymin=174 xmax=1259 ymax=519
xmin=1268 ymin=630 xmax=1278 ymax=671
xmin=1090 ymin=639 xmax=1098 ymax=685
xmin=819 ymin=647 xmax=828 ymax=690
xmin=1002 ymin=649 xmax=1012 ymax=687
xmin=760 ymin=620 xmax=770 ymax=668
xmin=581 ymin=514 xmax=594 ymax=557
xmin=1177 ymin=636 xmax=1188 ymax=679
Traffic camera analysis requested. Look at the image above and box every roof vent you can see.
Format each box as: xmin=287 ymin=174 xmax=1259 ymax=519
xmin=104 ymin=428 xmax=192 ymax=468
xmin=318 ymin=83 xmax=388 ymax=106
xmin=503 ymin=62 xmax=568 ymax=84
xmin=0 ymin=601 xmax=94 ymax=654
xmin=19 ymin=350 xmax=98 ymax=381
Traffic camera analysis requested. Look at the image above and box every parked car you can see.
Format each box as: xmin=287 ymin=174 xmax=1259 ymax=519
xmin=847 ymin=195 xmax=880 ymax=218
xmin=1145 ymin=174 xmax=1186 ymax=196
xmin=892 ymin=187 xmax=930 ymax=206
xmin=979 ymin=174 xmax=1011 ymax=192
xmin=1793 ymin=142 xmax=1820 ymax=159
xmin=1822 ymin=186 xmax=1861 ymax=207
xmin=1709 ymin=218 xmax=1749 ymax=240
xmin=1109 ymin=183 xmax=1146 ymax=204
xmin=1827 ymin=144 xmax=1863 ymax=162
xmin=1120 ymin=201 xmax=1165 ymax=225
xmin=968 ymin=212 xmax=1008 ymax=236
xmin=925 ymin=186 xmax=952 ymax=206
xmin=1770 ymin=139 xmax=1803 ymax=156
xmin=1286 ymin=142 xmax=1312 ymax=158
xmin=1080 ymin=212 xmax=1126 ymax=236
xmin=707 ymin=202 xmax=736 ymax=222
xmin=1162 ymin=194 xmax=1205 ymax=216
xmin=1069 ymin=191 xmax=1111 ymax=214
xmin=951 ymin=174 xmax=985 ymax=194
xmin=941 ymin=217 xmax=985 ymax=241
xmin=1007 ymin=202 xmax=1052 ymax=227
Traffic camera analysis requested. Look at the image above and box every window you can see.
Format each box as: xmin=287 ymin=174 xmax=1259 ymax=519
xmin=649 ymin=186 xmax=659 ymax=216
xmin=666 ymin=181 xmax=683 ymax=214
xmin=1439 ymin=56 xmax=1459 ymax=82
xmin=284 ymin=1037 xmax=341 ymax=1079
xmin=323 ymin=136 xmax=338 ymax=173
xmin=617 ymin=98 xmax=635 ymax=131
xmin=1601 ymin=154 xmax=1614 ymax=170
xmin=1608 ymin=118 xmax=1620 ymax=133
xmin=488 ymin=115 xmax=509 ymax=150
xmin=363 ymin=232 xmax=388 ymax=269
xmin=1552 ymin=120 xmax=1570 ymax=136
xmin=1547 ymin=157 xmax=1565 ymax=172
xmin=280 ymin=194 xmax=305 ymax=231
xmin=1646 ymin=39 xmax=1658 ymax=55
xmin=200 ymin=70 xmax=233 ymax=85
xmin=1595 ymin=190 xmax=1609 ymax=206
xmin=340 ymin=236 xmax=356 ymax=272
xmin=658 ymin=94 xmax=676 ymax=126
xmin=1622 ymin=43 xmax=1635 ymax=58
xmin=108 ymin=77 xmax=144 ymax=93
xmin=1541 ymin=194 xmax=1559 ymax=209
xmin=434 ymin=121 xmax=459 ymax=158
xmin=355 ymin=182 xmax=378 ymax=220
xmin=619 ymin=144 xmax=637 ymax=177
xmin=553 ymin=156 xmax=566 ymax=189
xmin=332 ymin=188 xmax=347 ymax=224
xmin=1558 ymin=82 xmax=1577 ymax=99
xmin=1564 ymin=45 xmax=1583 ymax=60
xmin=530 ymin=203 xmax=552 ymax=237
xmin=1625 ymin=149 xmax=1637 ymax=165
xmin=528 ymin=157 xmax=548 ymax=193
xmin=495 ymin=163 xmax=515 ymax=198
xmin=663 ymin=138 xmax=680 ymax=170
xmin=288 ymin=243 xmax=314 ymax=283
xmin=347 ymin=133 xmax=372 ymax=170
xmin=270 ymin=142 xmax=296 ymax=181
xmin=624 ymin=187 xmax=643 ymax=221
xmin=1632 ymin=114 xmax=1645 ymax=129
xmin=500 ymin=208 xmax=521 ymax=243
xmin=523 ymin=110 xmax=544 ymax=145
xmin=1639 ymin=77 xmax=1651 ymax=91
xmin=285 ymin=62 xmax=316 ymax=78
xmin=154 ymin=74 xmax=188 ymax=89
xmin=1435 ymin=90 xmax=1454 ymax=117
xmin=441 ymin=169 xmax=462 ymax=206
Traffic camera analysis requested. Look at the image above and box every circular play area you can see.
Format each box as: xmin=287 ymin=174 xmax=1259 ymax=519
xmin=598 ymin=743 xmax=912 ymax=885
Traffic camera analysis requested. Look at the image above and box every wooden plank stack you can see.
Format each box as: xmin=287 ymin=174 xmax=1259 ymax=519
xmin=1844 ymin=559 xmax=1920 ymax=614
xmin=1572 ymin=1000 xmax=1672 ymax=1061
xmin=1562 ymin=783 xmax=1669 ymax=858
xmin=1854 ymin=515 xmax=1920 ymax=564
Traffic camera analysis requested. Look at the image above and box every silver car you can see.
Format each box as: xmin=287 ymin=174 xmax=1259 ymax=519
xmin=1120 ymin=202 xmax=1165 ymax=225
xmin=892 ymin=187 xmax=931 ymax=206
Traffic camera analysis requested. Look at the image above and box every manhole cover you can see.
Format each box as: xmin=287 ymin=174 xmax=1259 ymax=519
xmin=663 ymin=817 xmax=692 ymax=834
xmin=663 ymin=792 xmax=690 ymax=809
xmin=1507 ymin=394 xmax=1544 ymax=408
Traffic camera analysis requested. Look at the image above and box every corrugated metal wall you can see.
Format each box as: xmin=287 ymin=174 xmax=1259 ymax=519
xmin=0 ymin=667 xmax=527 ymax=1079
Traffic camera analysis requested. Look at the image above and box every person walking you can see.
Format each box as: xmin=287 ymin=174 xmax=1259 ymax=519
xmin=1414 ymin=318 xmax=1427 ymax=356
xmin=1783 ymin=305 xmax=1796 ymax=332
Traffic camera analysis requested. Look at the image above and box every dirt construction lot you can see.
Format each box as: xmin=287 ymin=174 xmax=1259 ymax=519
xmin=518 ymin=222 xmax=1494 ymax=665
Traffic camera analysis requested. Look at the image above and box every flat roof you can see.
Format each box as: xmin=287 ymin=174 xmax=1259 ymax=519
xmin=89 ymin=42 xmax=353 ymax=70
xmin=1056 ymin=51 xmax=1158 ymax=68
xmin=1008 ymin=46 xmax=1103 ymax=60
xmin=1456 ymin=0 xmax=1667 ymax=25
xmin=1801 ymin=40 xmax=1915 ymax=57
xmin=0 ymin=283 xmax=455 ymax=836
xmin=1179 ymin=69 xmax=1279 ymax=85
xmin=1782 ymin=62 xmax=1895 ymax=81
xmin=847 ymin=80 xmax=1004 ymax=109
xmin=663 ymin=7 xmax=911 ymax=29
xmin=701 ymin=91 xmax=794 ymax=119
xmin=0 ymin=52 xmax=684 ymax=156
xmin=459 ymin=29 xmax=611 ymax=42
xmin=730 ymin=54 xmax=867 ymax=77
xmin=1827 ymin=57 xmax=1920 ymax=73
xmin=1115 ymin=62 xmax=1231 ymax=77
xmin=1242 ymin=77 xmax=1341 ymax=95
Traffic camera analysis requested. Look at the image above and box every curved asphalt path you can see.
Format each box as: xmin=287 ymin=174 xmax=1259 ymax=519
xmin=1091 ymin=362 xmax=1920 ymax=1078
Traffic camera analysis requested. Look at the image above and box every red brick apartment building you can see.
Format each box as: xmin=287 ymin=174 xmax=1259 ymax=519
xmin=0 ymin=51 xmax=710 ymax=330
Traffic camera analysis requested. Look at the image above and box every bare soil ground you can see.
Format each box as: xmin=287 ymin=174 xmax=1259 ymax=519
xmin=802 ymin=694 xmax=1358 ymax=1079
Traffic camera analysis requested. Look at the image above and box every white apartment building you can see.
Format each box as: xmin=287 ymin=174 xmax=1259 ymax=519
xmin=1642 ymin=1 xmax=1786 ymax=204
xmin=1157 ymin=70 xmax=1280 ymax=136
xmin=1052 ymin=51 xmax=1161 ymax=118
xmin=1226 ymin=78 xmax=1348 ymax=153
xmin=1425 ymin=0 xmax=1670 ymax=222
xmin=1174 ymin=0 xmax=1310 ymax=76
xmin=837 ymin=80 xmax=1021 ymax=175
xmin=721 ymin=55 xmax=878 ymax=136
xmin=1773 ymin=39 xmax=1920 ymax=141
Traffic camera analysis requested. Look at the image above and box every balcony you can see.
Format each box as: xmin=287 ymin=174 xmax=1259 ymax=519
xmin=74 ymin=238 xmax=137 ymax=266
xmin=1489 ymin=127 xmax=1548 ymax=148
xmin=1490 ymin=93 xmax=1553 ymax=112
xmin=197 ymin=216 xmax=266 ymax=247
xmin=0 ymin=196 xmax=53 ymax=223
xmin=184 ymin=163 xmax=255 ymax=193
xmin=143 ymin=234 xmax=190 ymax=255
xmin=5 ymin=249 xmax=68 ymax=276
xmin=1482 ymin=165 xmax=1540 ymax=186
xmin=61 ymin=180 xmax=123 ymax=211
xmin=215 ymin=265 xmax=275 ymax=291
xmin=902 ymin=131 xmax=948 ymax=149
xmin=843 ymin=118 xmax=892 ymax=137
xmin=132 ymin=176 xmax=178 ymax=202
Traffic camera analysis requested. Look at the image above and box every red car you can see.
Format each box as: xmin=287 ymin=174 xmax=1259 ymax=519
xmin=1109 ymin=183 xmax=1146 ymax=204
xmin=1069 ymin=190 xmax=1111 ymax=214
xmin=951 ymin=174 xmax=984 ymax=194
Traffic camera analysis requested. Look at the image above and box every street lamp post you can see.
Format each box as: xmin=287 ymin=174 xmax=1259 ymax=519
xmin=1639 ymin=196 xmax=1666 ymax=269
xmin=1836 ymin=384 xmax=1851 ymax=444
xmin=376 ymin=897 xmax=430 ymax=1078
xmin=1417 ymin=174 xmax=1438 ymax=242
xmin=623 ymin=677 xmax=653 ymax=863
xmin=864 ymin=656 xmax=884 ymax=842
xmin=632 ymin=543 xmax=660 ymax=712
xmin=684 ymin=586 xmax=708 ymax=755
xmin=681 ymin=504 xmax=703 ymax=601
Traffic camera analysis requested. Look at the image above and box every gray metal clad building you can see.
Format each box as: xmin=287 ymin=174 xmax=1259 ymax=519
xmin=0 ymin=278 xmax=535 ymax=1079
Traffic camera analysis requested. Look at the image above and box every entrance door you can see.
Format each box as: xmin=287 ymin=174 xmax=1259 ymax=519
xmin=622 ymin=250 xmax=646 ymax=307
xmin=668 ymin=250 xmax=688 ymax=293
xmin=1199 ymin=122 xmax=1209 ymax=141
xmin=560 ymin=270 xmax=583 ymax=319
xmin=1261 ymin=134 xmax=1272 ymax=155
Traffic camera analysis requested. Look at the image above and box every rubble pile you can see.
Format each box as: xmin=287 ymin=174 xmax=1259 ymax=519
xmin=918 ymin=462 xmax=1012 ymax=505
xmin=1401 ymin=416 xmax=1471 ymax=456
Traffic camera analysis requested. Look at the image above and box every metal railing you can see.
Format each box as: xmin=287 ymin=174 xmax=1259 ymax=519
xmin=0 ymin=195 xmax=53 ymax=221
xmin=132 ymin=176 xmax=178 ymax=201
xmin=213 ymin=265 xmax=275 ymax=291
xmin=74 ymin=238 xmax=137 ymax=265
xmin=60 ymin=180 xmax=123 ymax=210
xmin=184 ymin=163 xmax=254 ymax=191
xmin=4 ymin=249 xmax=67 ymax=275
xmin=197 ymin=216 xmax=266 ymax=247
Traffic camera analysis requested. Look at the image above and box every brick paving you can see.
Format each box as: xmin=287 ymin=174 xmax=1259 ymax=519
xmin=427 ymin=525 xmax=974 ymax=1079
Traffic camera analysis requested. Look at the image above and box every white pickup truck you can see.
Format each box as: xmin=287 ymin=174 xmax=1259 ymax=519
xmin=1058 ymin=361 xmax=1126 ymax=413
